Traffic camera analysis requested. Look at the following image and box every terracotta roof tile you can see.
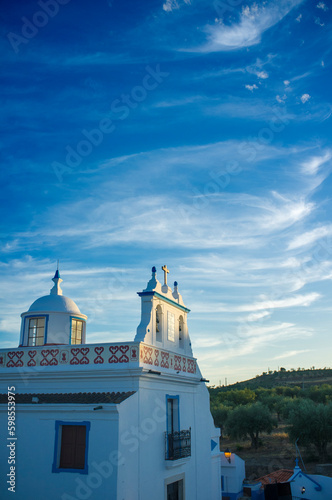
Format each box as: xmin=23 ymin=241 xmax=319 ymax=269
xmin=0 ymin=391 xmax=135 ymax=405
xmin=257 ymin=469 xmax=294 ymax=486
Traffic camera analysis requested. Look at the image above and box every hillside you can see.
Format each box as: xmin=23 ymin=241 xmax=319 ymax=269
xmin=213 ymin=367 xmax=332 ymax=391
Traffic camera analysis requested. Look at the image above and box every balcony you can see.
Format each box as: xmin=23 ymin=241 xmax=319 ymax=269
xmin=165 ymin=428 xmax=191 ymax=460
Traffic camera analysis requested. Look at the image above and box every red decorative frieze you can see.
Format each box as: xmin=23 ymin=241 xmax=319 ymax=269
xmin=94 ymin=346 xmax=104 ymax=364
xmin=182 ymin=357 xmax=186 ymax=372
xmin=27 ymin=350 xmax=37 ymax=367
xmin=60 ymin=350 xmax=69 ymax=364
xmin=41 ymin=349 xmax=59 ymax=366
xmin=7 ymin=351 xmax=24 ymax=368
xmin=108 ymin=345 xmax=129 ymax=363
xmin=187 ymin=359 xmax=196 ymax=374
xmin=119 ymin=354 xmax=129 ymax=363
xmin=154 ymin=349 xmax=159 ymax=366
xmin=174 ymin=355 xmax=182 ymax=371
xmin=0 ymin=354 xmax=4 ymax=366
xmin=161 ymin=351 xmax=169 ymax=369
xmin=70 ymin=347 xmax=90 ymax=365
xmin=130 ymin=346 xmax=138 ymax=361
xmin=142 ymin=346 xmax=153 ymax=365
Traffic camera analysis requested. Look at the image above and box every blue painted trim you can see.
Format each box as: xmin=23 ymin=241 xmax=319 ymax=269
xmin=290 ymin=471 xmax=322 ymax=491
xmin=23 ymin=314 xmax=49 ymax=346
xmin=137 ymin=291 xmax=190 ymax=313
xmin=70 ymin=316 xmax=86 ymax=345
xmin=211 ymin=439 xmax=217 ymax=451
xmin=52 ymin=420 xmax=90 ymax=474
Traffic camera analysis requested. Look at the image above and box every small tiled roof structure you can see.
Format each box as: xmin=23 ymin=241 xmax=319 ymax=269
xmin=257 ymin=469 xmax=294 ymax=486
xmin=0 ymin=391 xmax=135 ymax=404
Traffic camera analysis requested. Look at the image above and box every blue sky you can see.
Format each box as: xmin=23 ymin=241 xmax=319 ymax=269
xmin=1 ymin=0 xmax=332 ymax=385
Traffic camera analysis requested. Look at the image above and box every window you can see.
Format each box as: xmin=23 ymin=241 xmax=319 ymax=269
xmin=167 ymin=480 xmax=184 ymax=500
xmin=167 ymin=312 xmax=175 ymax=342
xmin=167 ymin=396 xmax=179 ymax=435
xmin=28 ymin=317 xmax=45 ymax=346
xmin=71 ymin=318 xmax=84 ymax=344
xmin=165 ymin=396 xmax=191 ymax=461
xmin=53 ymin=421 xmax=90 ymax=474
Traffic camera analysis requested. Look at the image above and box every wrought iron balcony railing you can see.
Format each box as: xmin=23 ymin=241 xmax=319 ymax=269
xmin=165 ymin=428 xmax=191 ymax=460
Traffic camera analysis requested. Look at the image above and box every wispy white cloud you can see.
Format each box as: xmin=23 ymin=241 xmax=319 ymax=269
xmin=245 ymin=84 xmax=258 ymax=92
xmin=273 ymin=349 xmax=311 ymax=360
xmin=194 ymin=0 xmax=304 ymax=52
xmin=301 ymin=151 xmax=332 ymax=175
xmin=245 ymin=311 xmax=271 ymax=322
xmin=256 ymin=71 xmax=269 ymax=79
xmin=196 ymin=322 xmax=313 ymax=363
xmin=276 ymin=94 xmax=287 ymax=103
xmin=162 ymin=0 xmax=191 ymax=12
xmin=314 ymin=17 xmax=324 ymax=26
xmin=288 ymin=225 xmax=332 ymax=250
xmin=228 ymin=292 xmax=321 ymax=313
xmin=301 ymin=93 xmax=311 ymax=103
xmin=205 ymin=99 xmax=294 ymax=121
xmin=316 ymin=2 xmax=328 ymax=11
xmin=154 ymin=95 xmax=205 ymax=108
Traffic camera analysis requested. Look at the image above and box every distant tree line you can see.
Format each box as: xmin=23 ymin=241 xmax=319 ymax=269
xmin=209 ymin=384 xmax=332 ymax=459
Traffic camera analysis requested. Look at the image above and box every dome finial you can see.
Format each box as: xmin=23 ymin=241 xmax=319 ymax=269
xmin=50 ymin=266 xmax=63 ymax=296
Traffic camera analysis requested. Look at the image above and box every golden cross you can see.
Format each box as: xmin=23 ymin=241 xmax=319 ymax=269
xmin=162 ymin=265 xmax=169 ymax=285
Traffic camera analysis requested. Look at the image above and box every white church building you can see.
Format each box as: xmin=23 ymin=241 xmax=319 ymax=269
xmin=0 ymin=266 xmax=221 ymax=500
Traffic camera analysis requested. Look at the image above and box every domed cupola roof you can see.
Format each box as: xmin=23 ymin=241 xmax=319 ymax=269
xmin=27 ymin=270 xmax=83 ymax=315
xmin=28 ymin=295 xmax=82 ymax=314
xmin=20 ymin=269 xmax=87 ymax=347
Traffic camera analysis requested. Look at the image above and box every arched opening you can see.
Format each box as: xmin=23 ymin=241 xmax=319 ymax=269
xmin=156 ymin=305 xmax=163 ymax=342
xmin=179 ymin=315 xmax=184 ymax=349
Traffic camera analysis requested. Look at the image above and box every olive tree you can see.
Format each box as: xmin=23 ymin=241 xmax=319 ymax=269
xmin=225 ymin=402 xmax=277 ymax=449
xmin=287 ymin=399 xmax=332 ymax=460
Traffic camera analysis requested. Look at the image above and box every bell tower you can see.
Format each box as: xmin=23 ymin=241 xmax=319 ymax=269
xmin=135 ymin=266 xmax=192 ymax=356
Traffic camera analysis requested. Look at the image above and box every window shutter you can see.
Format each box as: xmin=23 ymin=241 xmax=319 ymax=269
xmin=60 ymin=425 xmax=86 ymax=469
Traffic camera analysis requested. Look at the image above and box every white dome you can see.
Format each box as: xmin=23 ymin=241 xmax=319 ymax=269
xmin=28 ymin=294 xmax=82 ymax=314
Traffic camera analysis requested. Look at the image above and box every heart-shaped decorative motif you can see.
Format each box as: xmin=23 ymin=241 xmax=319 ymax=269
xmin=41 ymin=350 xmax=49 ymax=357
xmin=7 ymin=360 xmax=15 ymax=367
xmin=40 ymin=358 xmax=49 ymax=366
xmin=80 ymin=357 xmax=89 ymax=365
xmin=8 ymin=352 xmax=15 ymax=359
xmin=28 ymin=351 xmax=37 ymax=358
xmin=109 ymin=346 xmax=119 ymax=355
xmin=70 ymin=357 xmax=80 ymax=365
xmin=50 ymin=349 xmax=59 ymax=357
xmin=94 ymin=356 xmax=104 ymax=364
xmin=95 ymin=346 xmax=104 ymax=355
xmin=28 ymin=359 xmax=36 ymax=367
xmin=109 ymin=355 xmax=119 ymax=363
xmin=119 ymin=345 xmax=129 ymax=354
xmin=81 ymin=348 xmax=89 ymax=356
xmin=16 ymin=351 xmax=24 ymax=359
xmin=71 ymin=348 xmax=79 ymax=356
xmin=50 ymin=358 xmax=58 ymax=366
xmin=119 ymin=355 xmax=129 ymax=363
